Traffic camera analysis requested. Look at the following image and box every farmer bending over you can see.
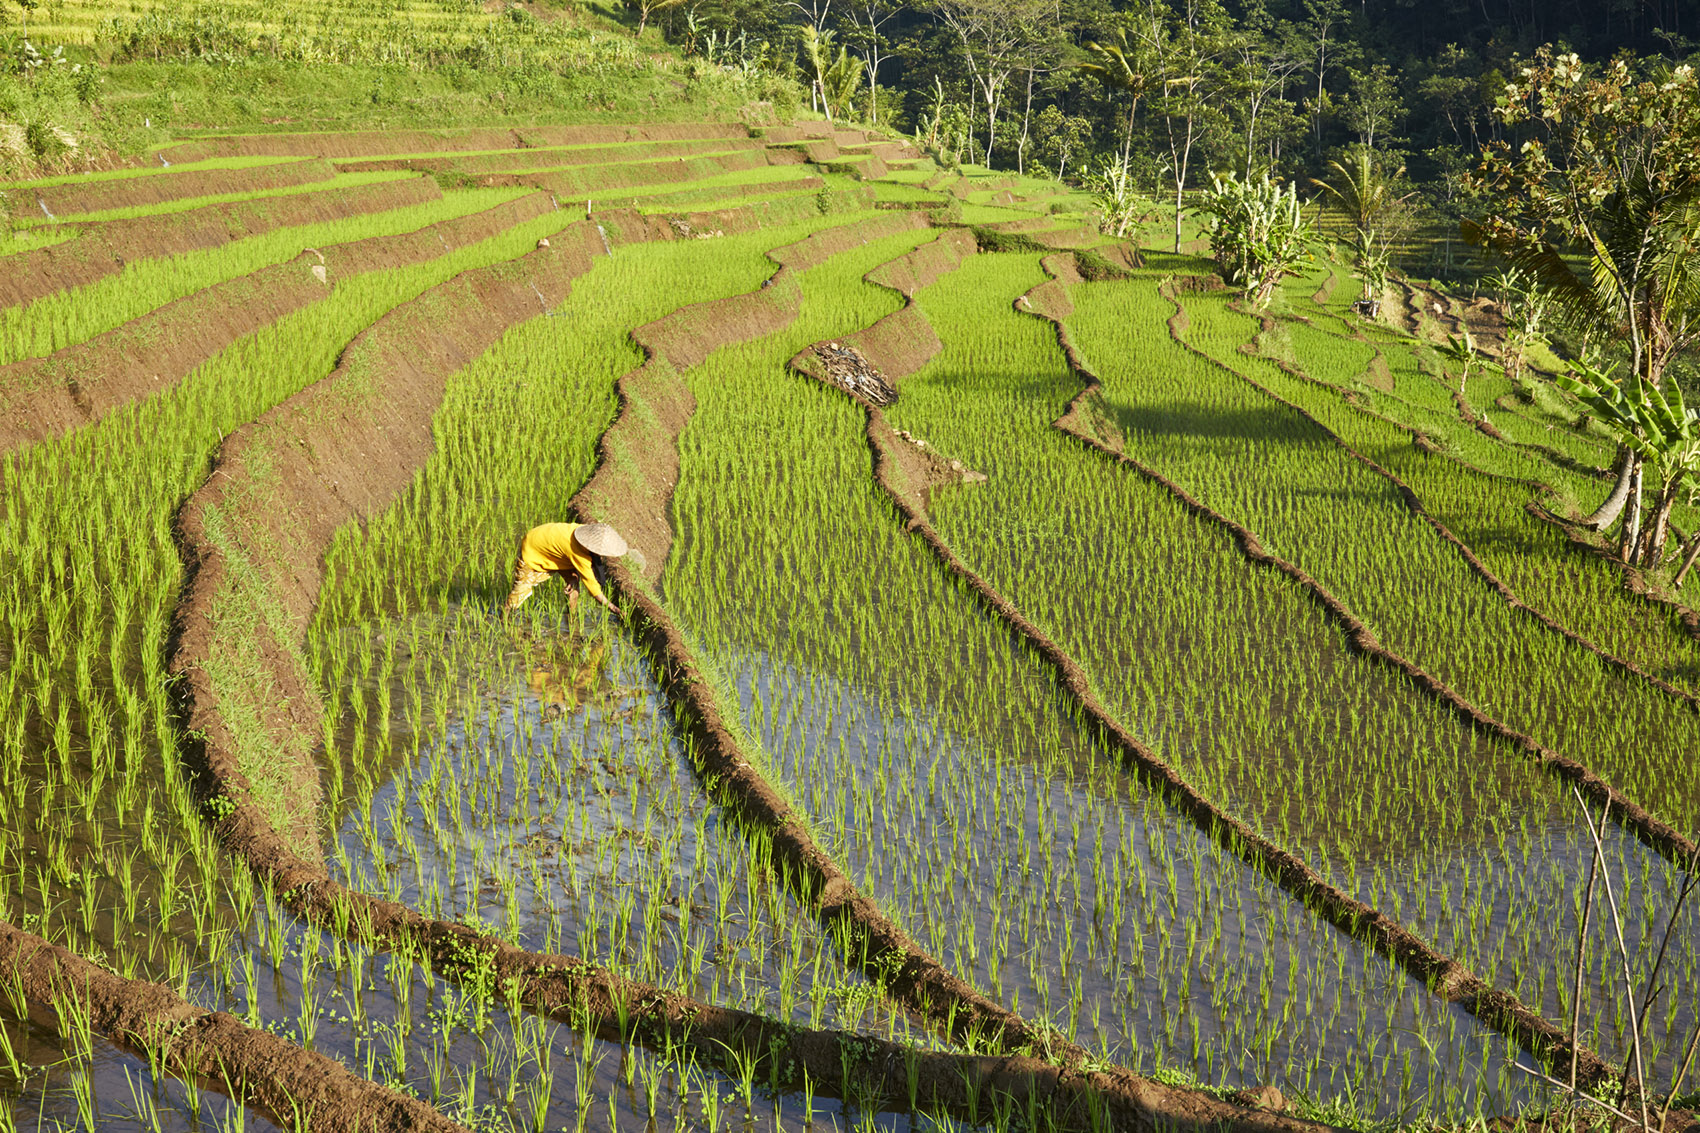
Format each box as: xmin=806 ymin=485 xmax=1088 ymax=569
xmin=505 ymin=522 xmax=628 ymax=618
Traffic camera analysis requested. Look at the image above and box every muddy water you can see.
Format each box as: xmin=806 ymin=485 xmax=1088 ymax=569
xmin=2 ymin=598 xmax=936 ymax=1130
xmin=714 ymin=645 xmax=1530 ymax=1118
xmin=321 ymin=604 xmax=921 ymax=1041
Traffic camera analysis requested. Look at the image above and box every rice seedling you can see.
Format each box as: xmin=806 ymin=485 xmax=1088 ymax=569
xmin=895 ymin=248 xmax=1699 ymax=1104
xmin=648 ymin=237 xmax=1560 ymax=1118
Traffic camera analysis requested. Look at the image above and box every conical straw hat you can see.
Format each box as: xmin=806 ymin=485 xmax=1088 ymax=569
xmin=573 ymin=522 xmax=628 ymax=558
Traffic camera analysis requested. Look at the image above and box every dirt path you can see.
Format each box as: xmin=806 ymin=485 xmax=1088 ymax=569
xmin=0 ymin=176 xmax=440 ymax=310
xmin=0 ymin=918 xmax=469 ymax=1133
xmin=0 ymin=192 xmax=560 ymax=458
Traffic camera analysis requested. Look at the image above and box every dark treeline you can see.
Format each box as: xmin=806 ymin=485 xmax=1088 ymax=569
xmin=659 ymin=0 xmax=1699 ymax=207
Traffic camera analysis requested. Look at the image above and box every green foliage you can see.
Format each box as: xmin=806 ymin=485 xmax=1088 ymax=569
xmin=1196 ymin=169 xmax=1315 ymax=305
xmin=1559 ymin=358 xmax=1700 ymax=562
xmin=1084 ymin=154 xmax=1149 ymax=239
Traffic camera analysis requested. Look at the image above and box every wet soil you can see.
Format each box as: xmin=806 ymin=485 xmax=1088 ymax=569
xmin=0 ymin=919 xmax=468 ymax=1133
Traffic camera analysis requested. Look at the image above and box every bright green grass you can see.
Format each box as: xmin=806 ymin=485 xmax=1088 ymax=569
xmin=0 ymin=187 xmax=528 ymax=366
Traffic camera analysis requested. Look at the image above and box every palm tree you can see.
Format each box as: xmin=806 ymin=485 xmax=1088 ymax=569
xmin=1077 ymin=34 xmax=1152 ymax=175
xmin=1310 ymin=148 xmax=1414 ymax=301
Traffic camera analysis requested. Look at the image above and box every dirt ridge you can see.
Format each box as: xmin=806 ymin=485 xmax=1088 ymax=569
xmin=336 ymin=137 xmax=762 ymax=175
xmin=0 ymin=919 xmax=470 ymax=1132
xmin=0 ymin=176 xmax=440 ymax=310
xmin=992 ymin=254 xmax=1620 ymax=1089
xmin=0 ymin=191 xmax=561 ymax=458
xmin=32 ymin=158 xmax=335 ymax=219
xmin=477 ymin=150 xmax=769 ymax=196
xmin=157 ymin=123 xmax=752 ymax=163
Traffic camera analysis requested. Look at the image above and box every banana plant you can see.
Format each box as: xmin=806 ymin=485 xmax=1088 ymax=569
xmin=1557 ymin=358 xmax=1700 ymax=566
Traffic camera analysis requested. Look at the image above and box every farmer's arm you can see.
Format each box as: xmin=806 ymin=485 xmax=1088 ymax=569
xmin=574 ymin=556 xmax=624 ymax=618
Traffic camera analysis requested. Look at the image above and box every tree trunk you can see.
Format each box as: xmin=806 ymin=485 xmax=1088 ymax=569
xmin=1173 ymin=177 xmax=1184 ymax=254
xmin=1620 ymin=457 xmax=1644 ymax=562
xmin=1017 ymin=68 xmax=1036 ymax=176
xmin=1586 ymin=446 xmax=1636 ymax=530
xmin=1636 ymin=479 xmax=1680 ymax=567
xmin=1673 ymin=533 xmax=1700 ymax=589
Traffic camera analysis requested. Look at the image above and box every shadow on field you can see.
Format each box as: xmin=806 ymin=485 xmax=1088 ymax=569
xmin=1111 ymin=399 xmax=1325 ymax=446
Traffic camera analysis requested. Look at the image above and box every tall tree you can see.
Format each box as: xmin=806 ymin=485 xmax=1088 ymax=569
xmin=1077 ymin=30 xmax=1154 ymax=174
xmin=840 ymin=0 xmax=898 ymax=123
xmin=1221 ymin=10 xmax=1303 ymax=178
xmin=1340 ymin=61 xmax=1402 ymax=150
xmin=1300 ymin=0 xmax=1353 ymax=159
xmin=1468 ymin=48 xmax=1700 ymax=561
xmin=927 ymin=0 xmax=1053 ymax=169
xmin=1133 ymin=0 xmax=1227 ymax=253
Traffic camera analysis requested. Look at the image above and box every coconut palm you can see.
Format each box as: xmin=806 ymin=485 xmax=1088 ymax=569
xmin=1077 ymin=33 xmax=1153 ymax=174
xmin=1310 ymin=147 xmax=1415 ymax=300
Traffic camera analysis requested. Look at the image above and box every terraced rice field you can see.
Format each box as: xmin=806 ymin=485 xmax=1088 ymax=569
xmin=1 ymin=116 xmax=1696 ymax=1132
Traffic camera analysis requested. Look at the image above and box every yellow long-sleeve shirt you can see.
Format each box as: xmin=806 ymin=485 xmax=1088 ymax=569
xmin=518 ymin=523 xmax=605 ymax=602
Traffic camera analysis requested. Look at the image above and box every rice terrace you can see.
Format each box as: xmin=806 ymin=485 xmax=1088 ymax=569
xmin=1 ymin=0 xmax=1699 ymax=1130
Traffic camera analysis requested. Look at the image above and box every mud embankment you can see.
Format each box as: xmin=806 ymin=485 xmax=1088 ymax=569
xmin=165 ymin=206 xmax=1329 ymax=1133
xmin=0 ymin=919 xmax=469 ymax=1133
xmin=1011 ymin=254 xmax=1620 ymax=1087
xmin=0 ymin=176 xmax=440 ymax=310
xmin=478 ymin=149 xmax=770 ymax=195
xmin=157 ymin=123 xmax=751 ymax=163
xmin=592 ymin=185 xmax=877 ymax=246
xmin=173 ymin=220 xmax=608 ymax=863
xmin=31 ymin=158 xmax=336 ymax=219
xmin=0 ymin=192 xmax=563 ymax=457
